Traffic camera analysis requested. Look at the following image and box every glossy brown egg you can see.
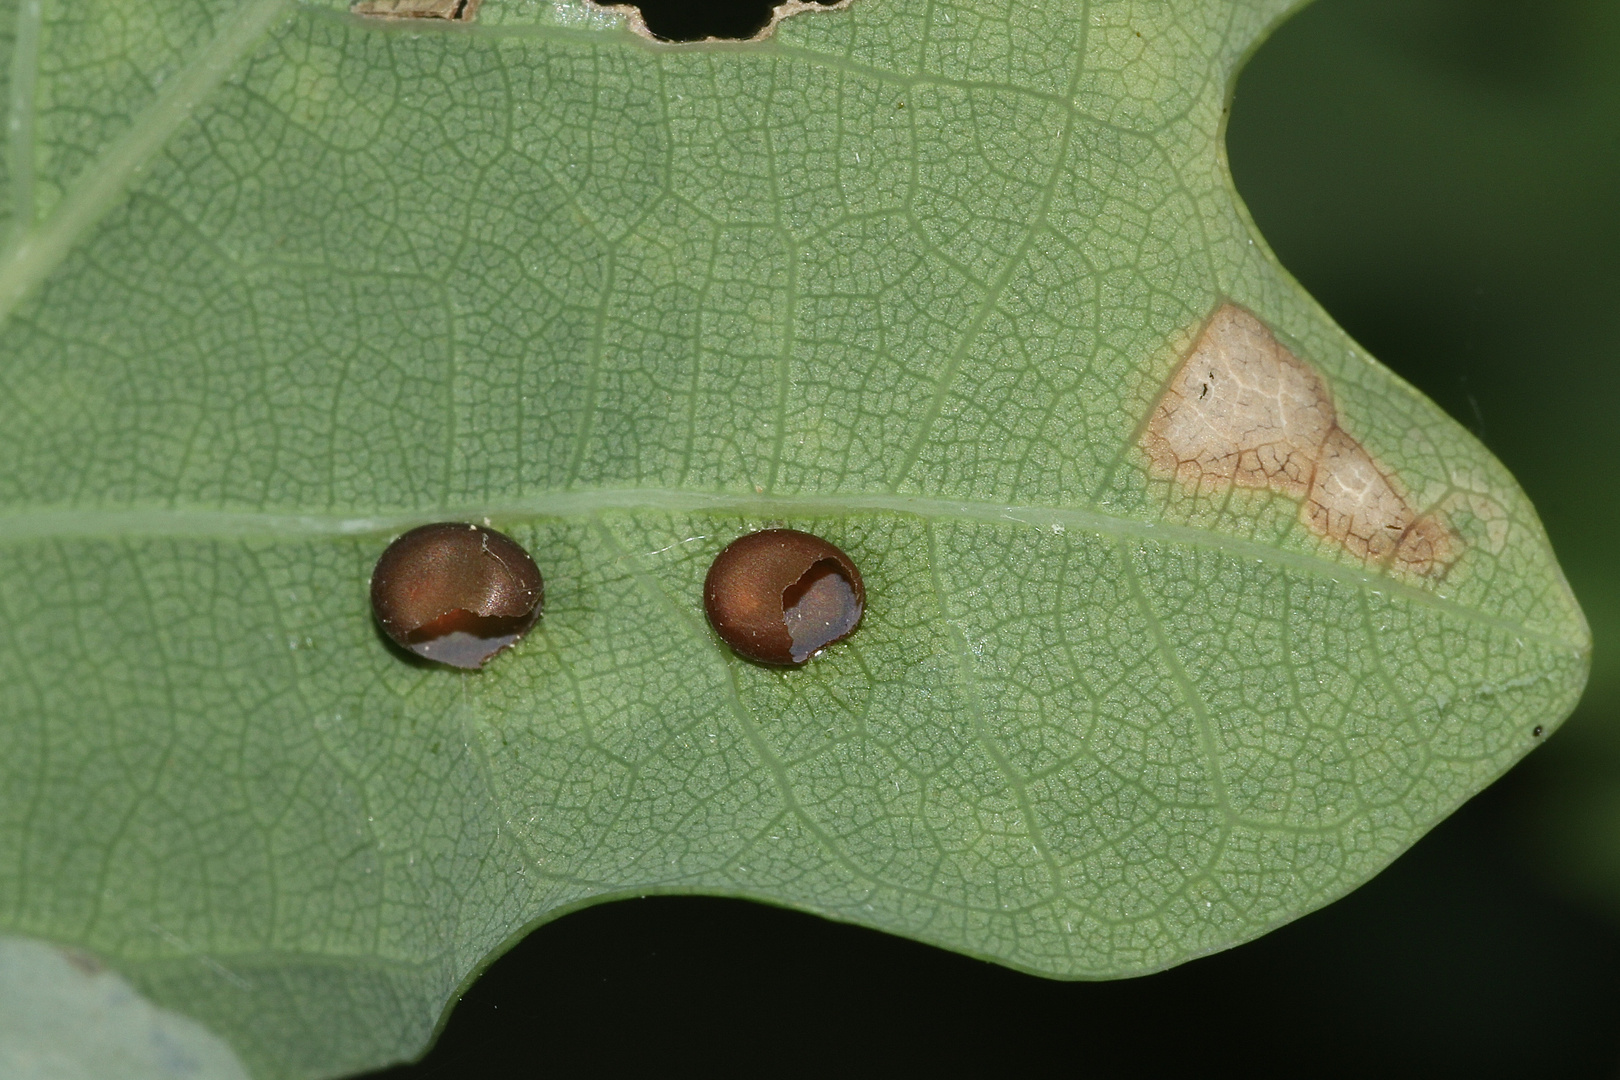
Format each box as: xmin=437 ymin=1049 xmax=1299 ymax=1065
xmin=370 ymin=523 xmax=543 ymax=669
xmin=704 ymin=529 xmax=864 ymax=665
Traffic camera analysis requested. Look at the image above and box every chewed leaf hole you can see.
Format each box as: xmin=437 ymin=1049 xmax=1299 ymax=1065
xmin=782 ymin=559 xmax=861 ymax=663
xmin=601 ymin=0 xmax=841 ymax=42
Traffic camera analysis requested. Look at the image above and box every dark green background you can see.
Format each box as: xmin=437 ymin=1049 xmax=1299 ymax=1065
xmin=371 ymin=1 xmax=1620 ymax=1074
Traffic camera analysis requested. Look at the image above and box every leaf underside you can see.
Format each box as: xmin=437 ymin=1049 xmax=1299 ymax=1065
xmin=0 ymin=0 xmax=1588 ymax=1076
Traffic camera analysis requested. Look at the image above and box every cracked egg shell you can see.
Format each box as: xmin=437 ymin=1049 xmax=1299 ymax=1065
xmin=370 ymin=522 xmax=543 ymax=669
xmin=704 ymin=529 xmax=864 ymax=666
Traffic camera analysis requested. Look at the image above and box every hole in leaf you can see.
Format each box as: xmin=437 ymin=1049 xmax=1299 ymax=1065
xmin=610 ymin=0 xmax=839 ymax=42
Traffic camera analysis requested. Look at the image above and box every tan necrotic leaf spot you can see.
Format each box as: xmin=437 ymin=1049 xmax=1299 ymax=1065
xmin=370 ymin=523 xmax=543 ymax=669
xmin=704 ymin=529 xmax=865 ymax=666
xmin=350 ymin=0 xmax=482 ymax=21
xmin=1141 ymin=303 xmax=1456 ymax=578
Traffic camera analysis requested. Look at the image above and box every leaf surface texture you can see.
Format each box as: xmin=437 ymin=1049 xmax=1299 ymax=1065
xmin=0 ymin=0 xmax=1588 ymax=1075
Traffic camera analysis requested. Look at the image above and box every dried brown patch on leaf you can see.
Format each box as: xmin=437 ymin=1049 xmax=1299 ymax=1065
xmin=1141 ymin=304 xmax=1455 ymax=578
xmin=59 ymin=947 xmax=105 ymax=976
xmin=351 ymin=0 xmax=482 ymax=20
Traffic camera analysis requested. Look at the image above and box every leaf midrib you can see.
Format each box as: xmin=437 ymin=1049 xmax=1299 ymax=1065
xmin=0 ymin=0 xmax=1583 ymax=659
xmin=0 ymin=488 xmax=1584 ymax=651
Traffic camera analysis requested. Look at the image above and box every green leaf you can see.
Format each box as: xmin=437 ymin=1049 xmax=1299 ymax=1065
xmin=0 ymin=934 xmax=250 ymax=1080
xmin=0 ymin=0 xmax=1588 ymax=1076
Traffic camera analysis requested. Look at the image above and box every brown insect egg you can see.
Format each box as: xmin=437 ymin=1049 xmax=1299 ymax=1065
xmin=369 ymin=523 xmax=543 ymax=669
xmin=704 ymin=529 xmax=865 ymax=666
